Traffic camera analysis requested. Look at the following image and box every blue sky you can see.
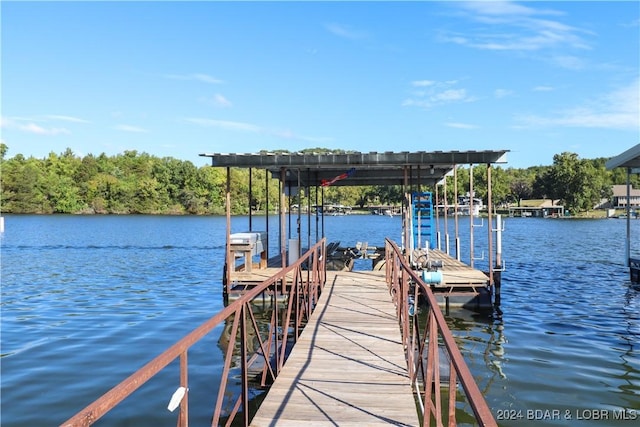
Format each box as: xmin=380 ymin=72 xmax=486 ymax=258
xmin=2 ymin=1 xmax=638 ymax=169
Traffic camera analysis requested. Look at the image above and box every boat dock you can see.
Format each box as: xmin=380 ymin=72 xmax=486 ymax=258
xmin=61 ymin=149 xmax=507 ymax=427
xmin=250 ymin=270 xmax=419 ymax=426
xmin=228 ymin=246 xmax=493 ymax=310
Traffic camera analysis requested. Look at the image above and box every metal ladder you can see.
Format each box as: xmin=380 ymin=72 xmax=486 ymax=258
xmin=412 ymin=191 xmax=435 ymax=251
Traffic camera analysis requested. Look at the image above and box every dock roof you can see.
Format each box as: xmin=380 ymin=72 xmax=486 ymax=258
xmin=606 ymin=143 xmax=640 ymax=171
xmin=200 ymin=150 xmax=508 ymax=187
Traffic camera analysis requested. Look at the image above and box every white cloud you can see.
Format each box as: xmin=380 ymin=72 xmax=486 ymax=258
xmin=0 ymin=116 xmax=70 ymax=135
xmin=550 ymin=55 xmax=586 ymax=70
xmin=494 ymin=89 xmax=514 ymax=98
xmin=185 ymin=118 xmax=333 ymax=143
xmin=165 ymin=73 xmax=224 ymax=84
xmin=23 ymin=123 xmax=70 ymax=135
xmin=412 ymin=80 xmax=436 ymax=87
xmin=114 ymin=124 xmax=149 ymax=133
xmin=516 ymin=78 xmax=639 ymax=130
xmin=43 ymin=115 xmax=89 ymax=123
xmin=533 ymin=85 xmax=554 ymax=92
xmin=212 ymin=94 xmax=232 ymax=108
xmin=458 ymin=0 xmax=560 ymax=19
xmin=441 ymin=1 xmax=593 ymax=65
xmin=621 ymin=18 xmax=640 ymax=28
xmin=185 ymin=118 xmax=261 ymax=133
xmin=433 ymin=89 xmax=468 ymax=102
xmin=403 ymin=80 xmax=476 ymax=109
xmin=445 ymin=122 xmax=478 ymax=129
xmin=324 ymin=23 xmax=368 ymax=40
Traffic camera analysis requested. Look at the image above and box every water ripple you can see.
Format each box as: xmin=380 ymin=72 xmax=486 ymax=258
xmin=1 ymin=215 xmax=639 ymax=426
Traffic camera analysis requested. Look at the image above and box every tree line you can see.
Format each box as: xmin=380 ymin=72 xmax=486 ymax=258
xmin=1 ymin=144 xmax=637 ymax=215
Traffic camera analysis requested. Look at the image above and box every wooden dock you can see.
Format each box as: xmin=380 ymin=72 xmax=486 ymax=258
xmin=427 ymin=249 xmax=490 ymax=287
xmin=230 ymin=248 xmax=487 ymax=286
xmin=229 ymin=247 xmax=491 ymax=308
xmin=250 ymin=270 xmax=419 ymax=426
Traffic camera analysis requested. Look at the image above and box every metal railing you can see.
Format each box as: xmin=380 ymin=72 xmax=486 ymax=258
xmin=385 ymin=238 xmax=497 ymax=427
xmin=61 ymin=238 xmax=327 ymax=427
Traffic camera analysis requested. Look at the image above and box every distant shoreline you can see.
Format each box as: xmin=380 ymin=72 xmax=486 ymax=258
xmin=3 ymin=209 xmax=635 ymax=219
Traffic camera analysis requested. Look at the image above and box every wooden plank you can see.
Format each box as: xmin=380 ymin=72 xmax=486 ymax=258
xmin=424 ymin=249 xmax=489 ymax=286
xmin=250 ymin=270 xmax=419 ymax=426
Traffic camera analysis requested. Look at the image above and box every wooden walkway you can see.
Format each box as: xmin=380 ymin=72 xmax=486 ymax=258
xmin=250 ymin=270 xmax=419 ymax=426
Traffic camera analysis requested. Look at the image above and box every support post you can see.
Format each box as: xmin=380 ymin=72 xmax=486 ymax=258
xmin=435 ymin=182 xmax=441 ymax=250
xmin=307 ymin=169 xmax=311 ymax=249
xmin=626 ymin=167 xmax=631 ymax=267
xmin=297 ymin=169 xmax=301 ymax=261
xmin=225 ymin=167 xmax=231 ymax=297
xmin=454 ymin=166 xmax=461 ymax=261
xmin=248 ymin=167 xmax=253 ymax=231
xmin=495 ymin=214 xmax=503 ymax=306
xmin=321 ymin=186 xmax=325 ymax=239
xmin=240 ymin=305 xmax=249 ymax=426
xmin=403 ymin=166 xmax=409 ymax=254
xmin=265 ymin=169 xmax=269 ymax=262
xmin=487 ymin=164 xmax=494 ymax=287
xmin=280 ymin=168 xmax=287 ymax=268
xmin=443 ymin=174 xmax=450 ymax=256
xmin=469 ymin=164 xmax=474 ymax=267
xmin=179 ymin=351 xmax=188 ymax=427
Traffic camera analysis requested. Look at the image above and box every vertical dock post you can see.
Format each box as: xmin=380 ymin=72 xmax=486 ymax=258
xmin=469 ymin=164 xmax=474 ymax=268
xmin=625 ymin=168 xmax=631 ymax=267
xmin=443 ymin=174 xmax=450 ymax=256
xmin=487 ymin=164 xmax=493 ymax=287
xmin=225 ymin=167 xmax=232 ymax=296
xmin=495 ymin=215 xmax=503 ymax=268
xmin=494 ymin=214 xmax=503 ymax=306
xmin=248 ymin=168 xmax=253 ymax=231
xmin=280 ymin=168 xmax=287 ymax=268
xmin=435 ymin=183 xmax=441 ymax=250
xmin=454 ymin=165 xmax=460 ymax=261
xmin=265 ymin=169 xmax=270 ymax=262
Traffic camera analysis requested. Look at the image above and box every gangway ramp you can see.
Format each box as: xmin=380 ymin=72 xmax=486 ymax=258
xmin=250 ymin=270 xmax=419 ymax=426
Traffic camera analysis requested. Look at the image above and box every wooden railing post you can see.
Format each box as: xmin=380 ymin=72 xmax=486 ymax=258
xmin=240 ymin=304 xmax=250 ymax=427
xmin=179 ymin=352 xmax=188 ymax=427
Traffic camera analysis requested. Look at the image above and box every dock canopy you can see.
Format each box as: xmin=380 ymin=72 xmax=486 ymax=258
xmin=199 ymin=150 xmax=509 ymax=187
xmin=605 ymin=143 xmax=640 ymax=172
xmin=604 ymin=143 xmax=640 ymax=280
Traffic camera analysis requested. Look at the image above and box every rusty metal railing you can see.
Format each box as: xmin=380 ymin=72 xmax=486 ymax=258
xmin=61 ymin=238 xmax=327 ymax=427
xmin=385 ymin=238 xmax=497 ymax=427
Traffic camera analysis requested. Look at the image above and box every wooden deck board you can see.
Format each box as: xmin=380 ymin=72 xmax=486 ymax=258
xmin=250 ymin=270 xmax=419 ymax=427
xmin=424 ymin=249 xmax=489 ymax=286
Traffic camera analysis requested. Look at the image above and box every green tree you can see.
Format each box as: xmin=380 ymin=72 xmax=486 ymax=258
xmin=1 ymin=155 xmax=48 ymax=212
xmin=542 ymin=152 xmax=609 ymax=212
xmin=510 ymin=179 xmax=532 ymax=206
xmin=42 ymin=150 xmax=85 ymax=213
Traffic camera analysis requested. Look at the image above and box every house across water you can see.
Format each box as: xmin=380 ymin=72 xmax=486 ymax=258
xmin=508 ymin=199 xmax=565 ymax=218
xmin=610 ymin=184 xmax=640 ymax=210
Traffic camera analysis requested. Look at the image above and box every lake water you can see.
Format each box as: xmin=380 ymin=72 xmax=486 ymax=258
xmin=1 ymin=214 xmax=639 ymax=426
